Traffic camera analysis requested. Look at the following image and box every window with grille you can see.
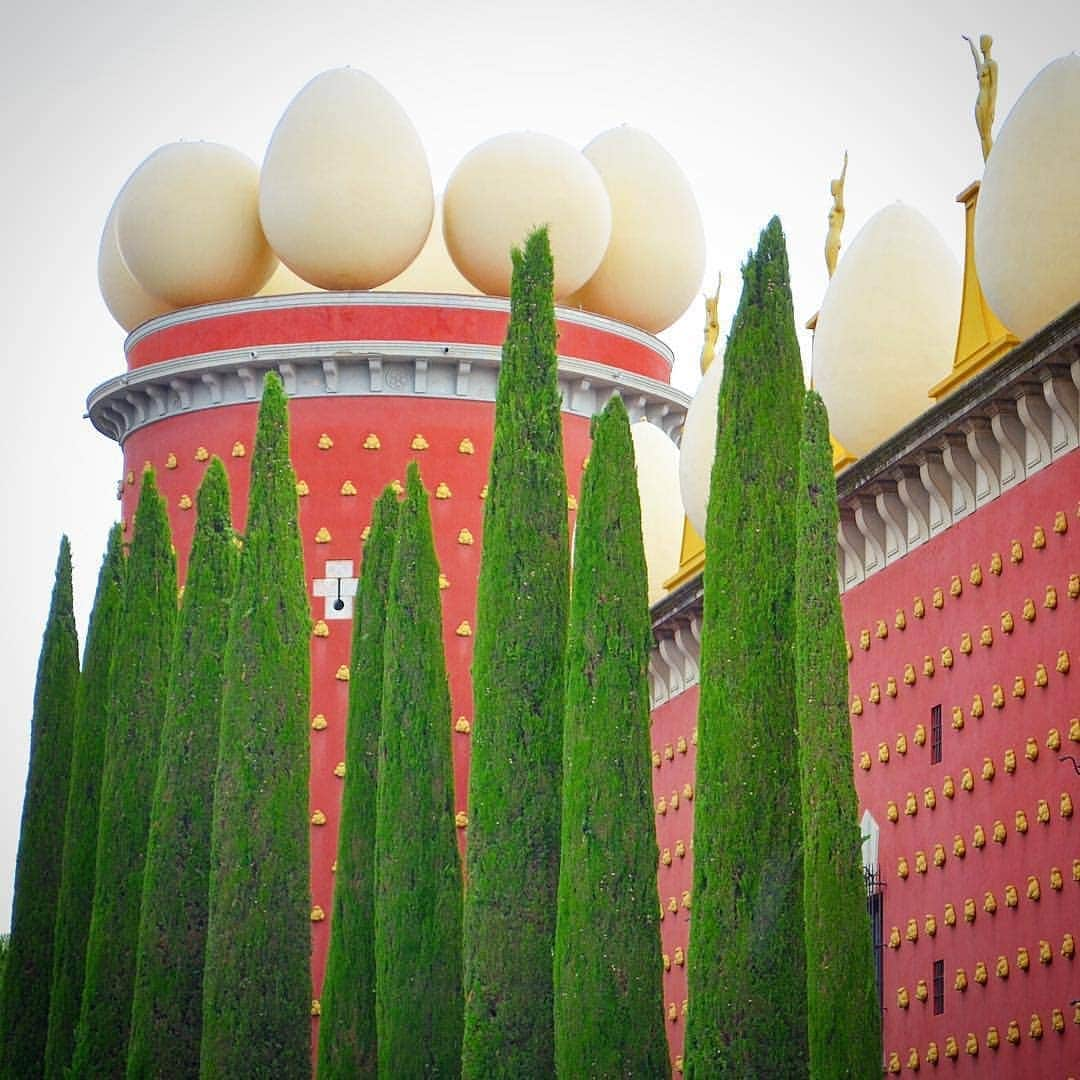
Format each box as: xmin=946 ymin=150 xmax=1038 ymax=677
xmin=933 ymin=959 xmax=945 ymax=1015
xmin=930 ymin=704 xmax=942 ymax=764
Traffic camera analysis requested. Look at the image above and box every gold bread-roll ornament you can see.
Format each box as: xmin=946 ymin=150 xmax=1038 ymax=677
xmin=904 ymin=791 xmax=917 ymax=816
xmin=1016 ymin=946 xmax=1029 ymax=970
xmin=1045 ymin=584 xmax=1058 ymax=608
xmin=1026 ymin=874 xmax=1040 ymax=901
xmin=913 ymin=596 xmax=925 ymax=618
xmin=941 ymin=645 xmax=953 ymax=668
xmin=950 ymin=574 xmax=963 ymax=596
xmin=868 ymin=682 xmax=881 ymax=704
xmin=1057 ymin=649 xmax=1070 ymax=673
xmin=959 ymin=631 xmax=972 ymax=654
xmin=1050 ymin=1008 xmax=1064 ymax=1032
xmin=914 ymin=851 xmax=928 ymax=875
xmin=410 ymin=433 xmax=429 ymax=450
xmin=1024 ymin=736 xmax=1039 ymax=761
xmin=913 ymin=723 xmax=927 ymax=746
xmin=960 ymin=767 xmax=974 ymax=791
xmin=1005 ymin=1020 xmax=1020 ymax=1045
xmin=1046 ymin=727 xmax=1061 ymax=750
xmin=885 ymin=675 xmax=898 ymax=697
xmin=971 ymin=692 xmax=985 ymax=717
xmin=1003 ymin=747 xmax=1017 ymax=772
xmin=933 ymin=843 xmax=946 ymax=867
xmin=973 ymin=960 xmax=988 ymax=984
xmin=906 ymin=1048 xmax=919 ymax=1071
xmin=1014 ymin=809 xmax=1028 ymax=833
xmin=363 ymin=433 xmax=381 ymax=450
xmin=989 ymin=551 xmax=1002 ymax=574
xmin=896 ymin=733 xmax=908 ymax=755
xmin=932 ymin=586 xmax=945 ymax=609
xmin=1049 ymin=865 xmax=1063 ymax=890
xmin=885 ymin=800 xmax=898 ymax=821
xmin=952 ymin=834 xmax=966 ymax=858
xmin=954 ymin=968 xmax=968 ymax=992
xmin=317 ymin=432 xmax=333 ymax=450
xmin=896 ymin=986 xmax=910 ymax=1009
xmin=1003 ymin=883 xmax=1018 ymax=907
xmin=1032 ymin=524 xmax=1046 ymax=548
xmin=964 ymin=1033 xmax=978 ymax=1057
xmin=924 ymin=913 xmax=937 ymax=936
xmin=875 ymin=618 xmax=888 ymax=639
xmin=951 ymin=706 xmax=964 ymax=730
xmin=925 ymin=1042 xmax=938 ymax=1066
xmin=943 ymin=902 xmax=957 ymax=926
xmin=943 ymin=1035 xmax=958 ymax=1059
xmin=886 ymin=1051 xmax=900 ymax=1074
xmin=296 ymin=480 xmax=309 ymax=496
xmin=972 ymin=823 xmax=986 ymax=848
xmin=982 ymin=757 xmax=996 ymax=782
xmin=985 ymin=1027 xmax=999 ymax=1050
xmin=922 ymin=655 xmax=935 ymax=677
xmin=895 ymin=608 xmax=907 ymax=630
xmin=339 ymin=480 xmax=357 ymax=496
xmin=1010 ymin=538 xmax=1023 ymax=563
xmin=858 ymin=751 xmax=872 ymax=771
xmin=942 ymin=774 xmax=955 ymax=798
xmin=896 ymin=856 xmax=909 ymax=880
xmin=1053 ymin=509 xmax=1068 ymax=533
xmin=1062 ymin=931 xmax=1076 ymax=958
xmin=963 ymin=897 xmax=976 ymax=923
xmin=991 ymin=819 xmax=1006 ymax=843
xmin=877 ymin=742 xmax=889 ymax=763
xmin=1069 ymin=572 xmax=1080 ymax=599
xmin=980 ymin=624 xmax=993 ymax=647
xmin=1001 ymin=610 xmax=1015 ymax=633
xmin=903 ymin=663 xmax=916 ymax=686
xmin=1012 ymin=675 xmax=1026 ymax=698
xmin=1036 ymin=798 xmax=1050 ymax=823
xmin=1022 ymin=597 xmax=1037 ymax=622
xmin=991 ymin=683 xmax=1005 ymax=708
xmin=924 ymin=786 xmax=936 ymax=810
xmin=984 ymin=890 xmax=997 ymax=914
xmin=1028 ymin=1014 xmax=1043 ymax=1040
xmin=1062 ymin=791 xmax=1074 ymax=818
xmin=906 ymin=917 xmax=920 ymax=941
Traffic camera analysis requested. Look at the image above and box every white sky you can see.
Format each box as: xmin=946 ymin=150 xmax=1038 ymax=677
xmin=1 ymin=0 xmax=1076 ymax=930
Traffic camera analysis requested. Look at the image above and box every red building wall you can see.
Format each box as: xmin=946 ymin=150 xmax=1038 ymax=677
xmin=101 ymin=294 xmax=681 ymax=1038
xmin=843 ymin=453 xmax=1079 ymax=1077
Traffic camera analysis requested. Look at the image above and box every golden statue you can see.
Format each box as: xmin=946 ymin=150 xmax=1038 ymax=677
xmin=824 ymin=151 xmax=848 ymax=278
xmin=699 ymin=272 xmax=721 ymax=373
xmin=964 ymin=34 xmax=998 ymax=161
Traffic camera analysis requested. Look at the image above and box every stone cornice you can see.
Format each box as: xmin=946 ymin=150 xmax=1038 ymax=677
xmin=834 ymin=301 xmax=1079 ymax=591
xmin=86 ymin=339 xmax=690 ymax=445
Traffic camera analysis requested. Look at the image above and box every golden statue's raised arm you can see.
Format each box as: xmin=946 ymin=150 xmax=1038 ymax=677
xmin=700 ymin=272 xmax=721 ymax=374
xmin=824 ymin=150 xmax=848 ymax=279
xmin=964 ymin=33 xmax=997 ymax=161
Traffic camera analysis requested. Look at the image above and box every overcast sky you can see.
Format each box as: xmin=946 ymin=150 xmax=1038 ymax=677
xmin=1 ymin=0 xmax=1076 ymax=930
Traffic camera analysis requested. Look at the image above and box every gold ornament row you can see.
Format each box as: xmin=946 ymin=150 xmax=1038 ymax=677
xmin=652 ymin=729 xmax=697 ymax=768
xmin=861 ymin=718 xmax=1078 ymax=774
xmin=886 ymin=863 xmax=1079 ymax=948
xmin=886 ymin=1005 xmax=1076 ymax=1073
xmin=846 ymin=511 xmax=1074 ymax=658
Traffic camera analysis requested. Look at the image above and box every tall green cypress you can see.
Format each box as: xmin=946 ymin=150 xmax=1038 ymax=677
xmin=374 ymin=463 xmax=463 ymax=1075
xmin=0 ymin=537 xmax=79 ymax=1079
xmin=684 ymin=217 xmax=808 ymax=1078
xmin=554 ymin=398 xmax=669 ymax=1078
xmin=461 ymin=227 xmax=569 ymax=1078
xmin=126 ymin=458 xmax=237 ymax=1079
xmin=796 ymin=392 xmax=880 ymax=1078
xmin=200 ymin=372 xmax=311 ymax=1077
xmin=317 ymin=486 xmax=399 ymax=1079
xmin=44 ymin=525 xmax=125 ymax=1079
xmin=71 ymin=472 xmax=177 ymax=1078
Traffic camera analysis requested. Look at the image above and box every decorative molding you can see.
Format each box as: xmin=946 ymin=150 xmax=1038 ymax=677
xmin=649 ymin=588 xmax=704 ymax=708
xmin=834 ymin=307 xmax=1080 ymax=592
xmin=87 ymin=340 xmax=690 ymax=445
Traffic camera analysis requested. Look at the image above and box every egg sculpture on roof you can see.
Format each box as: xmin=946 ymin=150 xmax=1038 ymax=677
xmin=975 ymin=53 xmax=1080 ymax=340
xmin=116 ymin=141 xmax=276 ymax=307
xmin=259 ymin=67 xmax=434 ymax=290
xmin=630 ymin=418 xmax=685 ymax=602
xmin=813 ymin=203 xmax=960 ymax=457
xmin=677 ymin=356 xmax=724 ymax=538
xmin=98 ymin=201 xmax=175 ymax=331
xmin=568 ymin=126 xmax=705 ymax=334
xmin=377 ymin=203 xmax=479 ymax=295
xmin=443 ymin=132 xmax=612 ymax=299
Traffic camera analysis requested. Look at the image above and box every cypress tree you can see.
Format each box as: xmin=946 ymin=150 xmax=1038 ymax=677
xmin=374 ymin=463 xmax=463 ymax=1075
xmin=461 ymin=227 xmax=569 ymax=1078
xmin=684 ymin=217 xmax=808 ymax=1078
xmin=126 ymin=458 xmax=238 ymax=1078
xmin=44 ymin=525 xmax=125 ymax=1080
xmin=796 ymin=391 xmax=881 ymax=1078
xmin=554 ymin=397 xmax=669 ymax=1078
xmin=71 ymin=471 xmax=177 ymax=1078
xmin=0 ymin=537 xmax=79 ymax=1079
xmin=317 ymin=486 xmax=399 ymax=1079
xmin=200 ymin=372 xmax=311 ymax=1077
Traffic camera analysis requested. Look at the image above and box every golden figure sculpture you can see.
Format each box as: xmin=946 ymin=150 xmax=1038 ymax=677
xmin=964 ymin=34 xmax=997 ymax=161
xmin=825 ymin=151 xmax=848 ymax=278
xmin=699 ymin=272 xmax=721 ymax=373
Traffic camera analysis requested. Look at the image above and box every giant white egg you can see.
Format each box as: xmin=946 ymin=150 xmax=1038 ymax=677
xmin=677 ymin=358 xmax=724 ymax=537
xmin=975 ymin=53 xmax=1080 ymax=340
xmin=98 ymin=200 xmax=175 ymax=331
xmin=259 ymin=68 xmax=433 ymax=290
xmin=631 ymin=418 xmax=686 ymax=602
xmin=813 ymin=203 xmax=960 ymax=458
xmin=377 ymin=203 xmax=479 ymax=295
xmin=116 ymin=142 xmax=275 ymax=307
xmin=442 ymin=132 xmax=611 ymax=299
xmin=569 ymin=127 xmax=705 ymax=334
